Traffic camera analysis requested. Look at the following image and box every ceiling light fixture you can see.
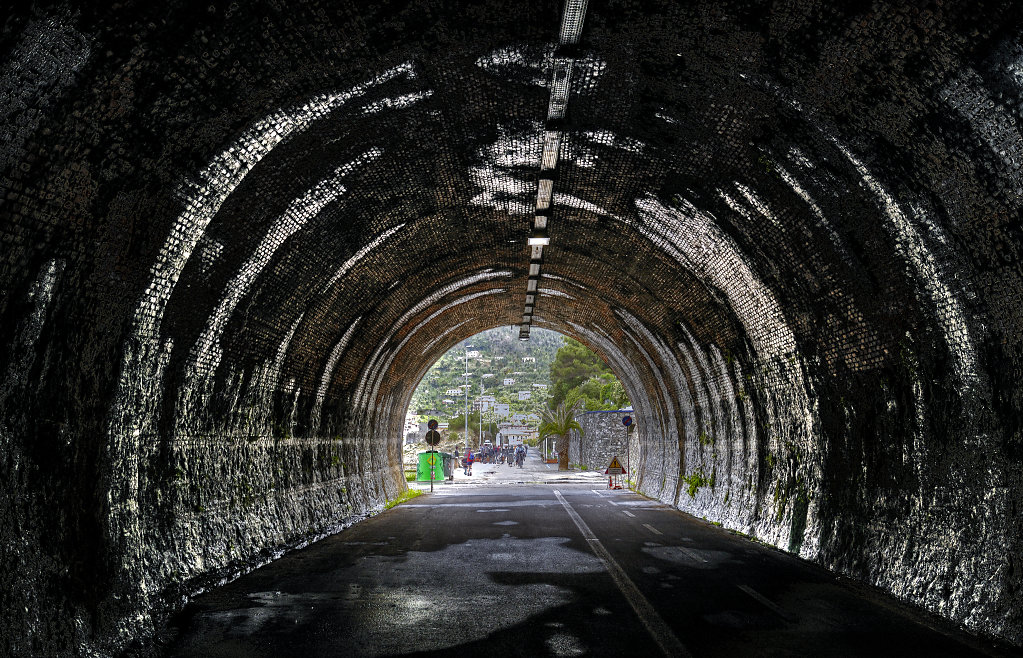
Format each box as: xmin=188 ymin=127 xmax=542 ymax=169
xmin=528 ymin=227 xmax=550 ymax=246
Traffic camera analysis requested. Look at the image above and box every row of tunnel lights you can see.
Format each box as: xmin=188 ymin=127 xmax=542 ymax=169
xmin=520 ymin=0 xmax=589 ymax=341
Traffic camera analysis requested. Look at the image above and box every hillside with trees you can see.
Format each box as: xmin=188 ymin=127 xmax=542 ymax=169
xmin=408 ymin=331 xmax=631 ymax=445
xmin=409 ymin=326 xmax=564 ymax=420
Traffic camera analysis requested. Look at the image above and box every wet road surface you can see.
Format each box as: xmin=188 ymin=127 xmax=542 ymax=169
xmin=166 ymin=453 xmax=1016 ymax=657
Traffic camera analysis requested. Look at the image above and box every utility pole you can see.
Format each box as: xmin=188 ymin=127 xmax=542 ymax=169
xmin=464 ymin=343 xmax=471 ymax=450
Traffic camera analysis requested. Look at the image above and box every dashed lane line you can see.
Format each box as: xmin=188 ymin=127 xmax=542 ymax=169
xmin=737 ymin=584 xmax=796 ymax=622
xmin=553 ymin=489 xmax=691 ymax=658
xmin=676 ymin=546 xmax=707 ymax=563
xmin=590 ymin=489 xmax=619 ymax=505
xmin=622 ymin=510 xmax=636 ymax=518
xmin=642 ymin=523 xmax=663 ymax=535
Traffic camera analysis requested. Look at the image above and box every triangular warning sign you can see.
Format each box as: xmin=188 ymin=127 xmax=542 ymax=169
xmin=606 ymin=456 xmax=626 ymax=474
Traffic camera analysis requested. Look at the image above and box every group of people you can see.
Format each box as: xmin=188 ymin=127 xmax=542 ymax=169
xmin=456 ymin=443 xmax=529 ymax=475
xmin=492 ymin=444 xmax=527 ymax=467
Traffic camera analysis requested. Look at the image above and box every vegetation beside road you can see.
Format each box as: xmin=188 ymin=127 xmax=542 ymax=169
xmin=385 ymin=489 xmax=423 ymax=509
xmin=548 ymin=338 xmax=631 ymax=411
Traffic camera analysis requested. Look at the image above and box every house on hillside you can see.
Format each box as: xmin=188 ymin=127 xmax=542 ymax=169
xmin=522 ymin=356 xmax=535 ymax=363
xmin=445 ymin=388 xmax=461 ymax=396
xmin=518 ymin=390 xmax=531 ymax=401
xmin=503 ymin=378 xmax=515 ymax=386
xmin=494 ymin=403 xmax=510 ymax=417
xmin=532 ymin=383 xmax=548 ymax=390
xmin=466 ymin=350 xmax=480 ymax=358
xmin=497 ymin=424 xmax=535 ymax=445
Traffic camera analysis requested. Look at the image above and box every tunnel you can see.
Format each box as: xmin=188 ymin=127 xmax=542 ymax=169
xmin=1 ymin=0 xmax=1022 ymax=654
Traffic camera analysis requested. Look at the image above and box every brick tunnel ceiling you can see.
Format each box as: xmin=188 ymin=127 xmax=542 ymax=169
xmin=11 ymin=0 xmax=1018 ymax=418
xmin=3 ymin=0 xmax=1023 ymax=649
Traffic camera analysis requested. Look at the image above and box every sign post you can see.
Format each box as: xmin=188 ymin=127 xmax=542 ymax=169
xmin=425 ymin=420 xmax=440 ymax=493
xmin=622 ymin=416 xmax=633 ymax=489
xmin=605 ymin=455 xmax=626 ymax=490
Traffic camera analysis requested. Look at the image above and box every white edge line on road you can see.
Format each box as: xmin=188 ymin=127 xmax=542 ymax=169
xmin=737 ymin=584 xmax=795 ymax=622
xmin=553 ymin=489 xmax=691 ymax=658
xmin=642 ymin=523 xmax=662 ymax=535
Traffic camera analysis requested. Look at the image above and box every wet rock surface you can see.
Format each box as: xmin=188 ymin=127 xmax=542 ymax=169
xmin=166 ymin=478 xmax=1016 ymax=657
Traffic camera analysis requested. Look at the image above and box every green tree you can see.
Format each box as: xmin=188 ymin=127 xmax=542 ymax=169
xmin=548 ymin=338 xmax=612 ymax=408
xmin=564 ymin=373 xmax=631 ymax=411
xmin=539 ymin=400 xmax=584 ymax=471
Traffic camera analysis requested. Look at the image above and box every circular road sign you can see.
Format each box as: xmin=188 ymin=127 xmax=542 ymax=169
xmin=425 ymin=430 xmax=441 ymax=446
xmin=622 ymin=415 xmax=633 ymax=427
xmin=427 ymin=419 xmax=438 ymax=430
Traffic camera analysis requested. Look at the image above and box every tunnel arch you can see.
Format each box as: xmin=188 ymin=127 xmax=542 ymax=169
xmin=2 ymin=0 xmax=1022 ymax=653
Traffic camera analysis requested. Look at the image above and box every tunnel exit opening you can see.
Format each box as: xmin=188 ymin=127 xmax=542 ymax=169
xmin=400 ymin=325 xmax=636 ymax=486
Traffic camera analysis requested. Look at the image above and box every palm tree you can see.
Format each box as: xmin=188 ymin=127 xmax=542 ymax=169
xmin=538 ymin=401 xmax=583 ymax=471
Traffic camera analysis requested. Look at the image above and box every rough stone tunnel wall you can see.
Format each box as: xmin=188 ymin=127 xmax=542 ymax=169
xmin=1 ymin=1 xmax=1023 ymax=654
xmin=568 ymin=410 xmax=634 ymax=474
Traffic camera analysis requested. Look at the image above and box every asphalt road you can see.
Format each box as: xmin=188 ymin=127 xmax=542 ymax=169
xmin=166 ymin=452 xmax=1017 ymax=657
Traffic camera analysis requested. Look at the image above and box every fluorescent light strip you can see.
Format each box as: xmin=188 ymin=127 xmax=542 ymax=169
xmin=520 ymin=0 xmax=590 ymax=339
xmin=548 ymin=97 xmax=567 ymax=121
xmin=542 ymin=132 xmax=561 ymax=170
xmin=551 ymin=60 xmax=573 ymax=102
xmin=537 ymin=178 xmax=554 ymax=209
xmin=559 ymin=0 xmax=589 ymax=44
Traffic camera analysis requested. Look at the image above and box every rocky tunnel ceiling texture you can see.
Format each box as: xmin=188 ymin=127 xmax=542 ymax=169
xmin=2 ymin=0 xmax=1022 ymax=654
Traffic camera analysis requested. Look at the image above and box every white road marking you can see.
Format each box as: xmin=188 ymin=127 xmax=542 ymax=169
xmin=622 ymin=510 xmax=636 ymax=518
xmin=676 ymin=546 xmax=707 ymax=563
xmin=591 ymin=489 xmax=618 ymax=505
xmin=401 ymin=500 xmax=556 ymax=509
xmin=553 ymin=490 xmax=691 ymax=658
xmin=642 ymin=523 xmax=662 ymax=535
xmin=737 ymin=584 xmax=794 ymax=621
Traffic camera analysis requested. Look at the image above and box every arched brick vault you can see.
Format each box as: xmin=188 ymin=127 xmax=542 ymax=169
xmin=2 ymin=0 xmax=1023 ymax=653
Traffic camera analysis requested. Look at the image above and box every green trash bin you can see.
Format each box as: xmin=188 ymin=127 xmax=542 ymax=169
xmin=416 ymin=451 xmax=445 ymax=482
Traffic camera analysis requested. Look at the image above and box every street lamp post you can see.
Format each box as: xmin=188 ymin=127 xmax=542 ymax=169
xmin=480 ymin=373 xmax=493 ymax=447
xmin=464 ymin=343 xmax=472 ymax=450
